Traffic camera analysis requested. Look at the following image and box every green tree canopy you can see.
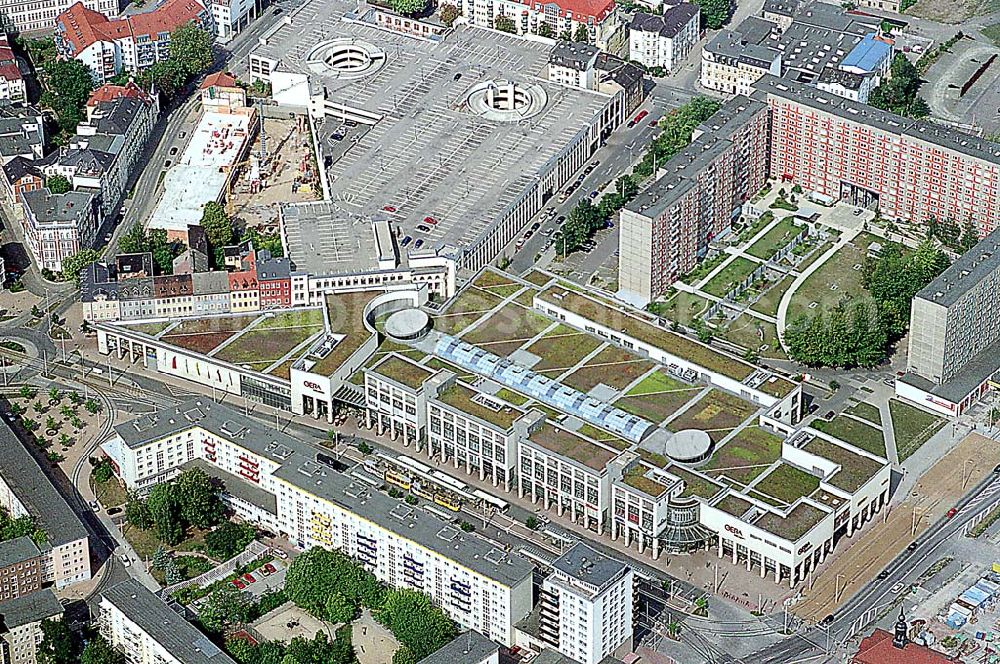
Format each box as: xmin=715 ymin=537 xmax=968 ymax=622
xmin=46 ymin=174 xmax=71 ymax=195
xmin=199 ymin=586 xmax=253 ymax=633
xmin=375 ymin=589 xmax=457 ymax=660
xmin=285 ymin=548 xmax=385 ymax=619
xmin=573 ymin=23 xmax=589 ymax=42
xmin=634 ymin=96 xmax=721 ymax=179
xmin=495 ymin=15 xmax=516 ymax=32
xmin=537 ymin=22 xmax=554 ymax=38
xmin=173 ymin=467 xmax=224 ymax=530
xmin=170 ymin=22 xmax=214 ymax=78
xmin=785 ymin=299 xmax=889 ymax=368
xmin=692 ymin=0 xmax=731 ymax=28
xmin=146 ymin=482 xmax=184 ymax=545
xmin=60 ymin=248 xmax=101 ymax=285
xmin=81 ymin=635 xmax=125 ymax=664
xmin=324 ymin=591 xmax=355 ymax=623
xmin=40 ymin=59 xmax=94 ymax=136
xmin=201 ymin=201 xmax=235 ymax=251
xmin=37 ymin=619 xmax=79 ymax=664
xmin=204 ymin=521 xmax=256 ymax=560
xmin=389 ymin=0 xmax=426 ymax=16
xmin=438 ymin=3 xmax=459 ymax=26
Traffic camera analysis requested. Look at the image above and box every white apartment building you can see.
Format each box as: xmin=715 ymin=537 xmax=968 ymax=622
xmin=537 ymin=544 xmax=634 ymax=664
xmin=364 ymin=354 xmax=434 ymax=448
xmin=0 ymin=590 xmax=64 ymax=664
xmin=19 ymin=188 xmax=99 ymax=272
xmin=0 ymin=36 xmax=25 ymax=103
xmin=102 ymin=399 xmax=535 ymax=646
xmin=99 ymin=579 xmax=237 ymax=664
xmin=701 ymin=29 xmax=781 ymax=96
xmin=460 ymin=0 xmax=625 ymax=55
xmin=0 ymin=0 xmax=118 ymax=34
xmin=0 ymin=423 xmax=91 ymax=591
xmin=627 ymin=4 xmax=700 ymax=73
xmin=209 ymin=0 xmax=257 ymax=41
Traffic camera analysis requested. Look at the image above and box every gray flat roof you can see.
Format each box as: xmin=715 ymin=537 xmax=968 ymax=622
xmin=0 ymin=589 xmax=62 ymax=629
xmin=280 ymin=202 xmax=393 ymax=276
xmin=551 ymin=542 xmax=628 ymax=590
xmin=416 ymin=631 xmax=499 ymax=664
xmin=900 ymin=337 xmax=1000 ymax=403
xmin=117 ymin=400 xmax=533 ymax=588
xmin=0 ymin=422 xmax=88 ymax=548
xmin=253 ymin=1 xmax=609 ymax=263
xmin=915 ymin=227 xmax=1000 ymax=307
xmin=752 ymin=75 xmax=1000 ymax=165
xmin=0 ymin=537 xmax=40 ymax=569
xmin=101 ymin=579 xmax=235 ymax=664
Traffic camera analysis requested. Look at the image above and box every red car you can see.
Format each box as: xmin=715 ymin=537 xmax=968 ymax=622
xmin=243 ymin=573 xmax=256 ymax=584
xmin=232 ymin=578 xmax=246 ymax=589
xmin=423 ymin=216 xmax=438 ymax=225
xmin=633 ymin=110 xmax=648 ymax=124
xmin=946 ymin=508 xmax=957 ymax=518
xmin=382 ymin=205 xmax=397 ymax=212
xmin=264 ymin=563 xmax=277 ymax=574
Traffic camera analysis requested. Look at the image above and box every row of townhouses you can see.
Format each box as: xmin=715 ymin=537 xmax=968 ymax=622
xmin=1 ymin=82 xmax=158 ymax=272
xmin=81 ymin=241 xmax=298 ymax=321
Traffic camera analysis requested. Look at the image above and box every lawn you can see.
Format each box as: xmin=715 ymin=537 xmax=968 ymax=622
xmin=717 ymin=315 xmax=783 ymax=358
xmin=984 ymin=23 xmax=1000 ymax=47
xmin=434 ymin=312 xmax=483 ymax=335
xmin=216 ymin=326 xmax=322 ymax=365
xmin=524 ymin=327 xmax=602 ymax=371
xmin=845 ymin=401 xmax=882 ymax=427
xmin=813 ymin=414 xmax=886 ymax=457
xmin=445 ymin=287 xmax=505 ymax=316
xmin=890 ymin=399 xmax=947 ymax=462
xmin=668 ymin=389 xmax=758 ymax=441
xmin=93 ymin=477 xmax=127 ymax=507
xmin=561 ymin=346 xmax=654 ymax=393
xmin=787 ymin=241 xmax=867 ymax=321
xmin=649 ymin=291 xmax=711 ymax=327
xmin=461 ymin=304 xmax=553 ymax=345
xmin=750 ymin=275 xmax=794 ymax=318
xmin=255 ymin=308 xmax=324 ymax=330
xmin=496 ymin=388 xmax=529 ymax=406
xmin=625 ymin=370 xmax=692 ymax=396
xmin=523 ymin=270 xmax=554 ymax=287
xmin=167 ymin=315 xmax=258 ymax=335
xmin=702 ymin=426 xmax=783 ymax=485
xmin=476 ymin=339 xmax=530 ymax=357
xmin=754 ymin=463 xmax=820 ymax=505
xmin=128 ymin=321 xmax=172 ymax=336
xmin=746 ymin=217 xmax=803 ymax=260
xmin=790 ymin=239 xmax=832 ymax=272
xmin=702 ymin=257 xmax=760 ymax=298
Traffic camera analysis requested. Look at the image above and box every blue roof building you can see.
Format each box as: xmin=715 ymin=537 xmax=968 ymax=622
xmin=840 ymin=33 xmax=892 ymax=74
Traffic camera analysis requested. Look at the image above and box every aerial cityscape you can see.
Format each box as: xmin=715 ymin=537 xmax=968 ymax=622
xmin=0 ymin=0 xmax=996 ymax=660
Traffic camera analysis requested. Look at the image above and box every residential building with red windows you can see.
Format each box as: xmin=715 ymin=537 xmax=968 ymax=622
xmin=755 ymin=75 xmax=1000 ymax=235
xmin=257 ymin=250 xmax=292 ymax=308
xmin=618 ymin=96 xmax=770 ymax=304
xmin=55 ymin=0 xmax=214 ymax=83
xmin=460 ymin=0 xmax=626 ymax=55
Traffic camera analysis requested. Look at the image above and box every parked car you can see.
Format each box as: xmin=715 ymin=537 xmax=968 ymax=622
xmin=400 ymin=235 xmax=412 ymax=247
xmin=232 ymin=578 xmax=246 ymax=589
xmin=946 ymin=507 xmax=957 ymax=518
xmin=891 ymin=582 xmax=906 ymax=593
xmin=243 ymin=573 xmax=256 ymax=584
xmin=648 ymin=119 xmax=658 ymax=127
xmin=89 ymin=500 xmax=100 ymax=512
xmin=453 ymin=72 xmax=462 ymax=81
xmin=423 ymin=216 xmax=438 ymax=225
xmin=416 ymin=224 xmax=431 ymax=233
xmin=556 ymin=216 xmax=566 ymax=225
xmin=531 ymin=222 xmax=541 ymax=231
xmin=633 ymin=110 xmax=649 ymax=124
xmin=876 ymin=570 xmax=889 ymax=581
xmin=107 ymin=507 xmax=122 ymax=516
xmin=414 ymin=239 xmax=424 ymax=249
xmin=824 ymin=410 xmax=835 ymax=419
xmin=272 ymin=549 xmax=288 ymax=560
xmin=120 ymin=555 xmax=131 ymax=568
xmin=264 ymin=563 xmax=277 ymax=574
xmin=260 ymin=566 xmax=271 ymax=577
xmin=382 ymin=205 xmax=397 ymax=212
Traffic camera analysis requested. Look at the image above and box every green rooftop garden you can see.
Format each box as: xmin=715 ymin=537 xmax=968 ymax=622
xmin=309 ymin=292 xmax=379 ymax=376
xmin=812 ymin=414 xmax=886 ymax=457
xmin=889 ymin=399 xmax=946 ymax=462
xmin=753 ymin=463 xmax=820 ymax=505
xmin=670 ymin=466 xmax=724 ymax=500
xmin=528 ymin=422 xmax=617 ymax=470
xmin=622 ymin=465 xmax=668 ymax=498
xmin=371 ymin=354 xmax=434 ymax=389
xmin=714 ymin=494 xmax=753 ymax=517
xmin=438 ymin=384 xmax=522 ymax=430
xmin=804 ymin=436 xmax=883 ymax=493
xmin=754 ymin=502 xmax=827 ymax=541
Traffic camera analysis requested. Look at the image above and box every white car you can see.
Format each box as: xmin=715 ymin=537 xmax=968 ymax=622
xmin=120 ymin=555 xmax=131 ymax=568
xmin=89 ymin=500 xmax=100 ymax=512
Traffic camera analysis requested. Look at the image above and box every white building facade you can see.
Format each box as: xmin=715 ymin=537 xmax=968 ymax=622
xmin=627 ymin=5 xmax=700 ymax=72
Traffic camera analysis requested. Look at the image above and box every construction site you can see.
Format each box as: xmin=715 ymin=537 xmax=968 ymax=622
xmin=226 ymin=114 xmax=321 ymax=233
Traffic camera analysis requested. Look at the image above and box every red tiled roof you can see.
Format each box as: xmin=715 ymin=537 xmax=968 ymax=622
xmin=56 ymin=3 xmax=121 ymax=54
xmin=87 ymin=81 xmax=148 ymax=106
xmin=0 ymin=63 xmax=20 ymax=83
xmin=57 ymin=0 xmax=205 ymax=53
xmin=852 ymin=630 xmax=951 ymax=664
xmin=512 ymin=0 xmax=615 ymax=22
xmin=200 ymin=72 xmax=239 ymax=90
xmin=129 ymin=0 xmax=206 ymax=40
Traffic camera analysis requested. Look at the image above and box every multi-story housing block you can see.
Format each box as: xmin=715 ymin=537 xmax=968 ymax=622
xmin=98 ymin=579 xmax=236 ymax=664
xmin=0 ymin=539 xmax=42 ymax=602
xmin=0 ymin=422 xmax=90 ymax=590
xmin=0 ymin=36 xmax=24 ymax=103
xmin=102 ymin=399 xmax=536 ymax=646
xmin=899 ymin=228 xmax=1000 ymax=416
xmin=208 ymin=0 xmax=257 ymax=42
xmin=701 ymin=23 xmax=782 ymax=96
xmin=0 ymin=589 xmax=63 ymax=664
xmin=19 ymin=189 xmax=99 ymax=272
xmin=460 ymin=0 xmax=625 ymax=55
xmin=755 ymin=75 xmax=1000 ymax=233
xmin=628 ymin=4 xmax=700 ymax=73
xmin=618 ymin=95 xmax=770 ymax=304
xmin=536 ymin=544 xmax=633 ymax=664
xmin=257 ymin=250 xmax=292 ymax=308
xmin=0 ymin=104 xmax=44 ymax=166
xmin=55 ymin=0 xmax=213 ymax=83
xmin=0 ymin=0 xmax=118 ymax=34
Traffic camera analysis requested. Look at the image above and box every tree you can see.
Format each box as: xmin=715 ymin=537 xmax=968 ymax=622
xmin=392 ymin=649 xmax=418 ymax=664
xmin=389 ymin=0 xmax=426 ymax=16
xmin=285 ymin=547 xmax=385 ymax=618
xmin=200 ymin=586 xmax=253 ymax=632
xmin=173 ymin=467 xmax=224 ymax=529
xmin=438 ymin=3 xmax=459 ymax=25
xmin=375 ymin=589 xmax=457 ymax=660
xmin=573 ymin=23 xmax=589 ymax=42
xmin=324 ymin=591 xmax=355 ymax=623
xmin=151 ymin=545 xmax=171 ymax=571
xmin=146 ymin=483 xmax=184 ymax=545
xmin=85 ymin=398 xmax=101 ymax=414
xmin=118 ymin=224 xmax=147 ymax=254
xmin=494 ymin=15 xmax=516 ymax=33
xmin=81 ymin=635 xmax=125 ymax=664
xmin=18 ymin=386 xmax=35 ymax=400
xmin=634 ymin=96 xmax=721 ymax=179
xmin=241 ymin=226 xmax=284 ymax=258
xmin=46 ymin=175 xmax=71 ymax=195
xmin=170 ymin=23 xmax=214 ymax=78
xmin=558 ymin=28 xmax=573 ymax=41
xmin=164 ymin=558 xmax=183 ymax=584
xmin=692 ymin=0 xmax=731 ymax=28
xmin=286 ymin=631 xmax=354 ymax=664
xmin=40 ymin=59 xmax=94 ymax=137
xmin=537 ymin=21 xmax=554 ymax=38
xmin=525 ymin=516 xmax=539 ymax=530
xmin=204 ymin=521 xmax=256 ymax=559
xmin=60 ymin=248 xmax=101 ymax=285
xmin=201 ymin=202 xmax=234 ymax=251
xmin=36 ymin=619 xmax=78 ymax=664
xmin=125 ymin=496 xmax=149 ymax=533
